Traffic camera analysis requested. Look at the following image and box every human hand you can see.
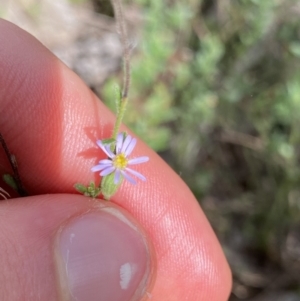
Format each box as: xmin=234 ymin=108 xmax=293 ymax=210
xmin=0 ymin=20 xmax=231 ymax=301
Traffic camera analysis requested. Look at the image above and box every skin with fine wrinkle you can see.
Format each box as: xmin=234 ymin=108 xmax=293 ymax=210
xmin=0 ymin=19 xmax=231 ymax=301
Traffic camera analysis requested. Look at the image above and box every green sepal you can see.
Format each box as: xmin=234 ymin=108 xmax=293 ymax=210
xmin=3 ymin=174 xmax=17 ymax=190
xmin=101 ymin=138 xmax=115 ymax=145
xmin=101 ymin=173 xmax=123 ymax=200
xmin=74 ymin=182 xmax=101 ymax=198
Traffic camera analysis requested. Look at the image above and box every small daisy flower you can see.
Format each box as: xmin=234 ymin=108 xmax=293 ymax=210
xmin=91 ymin=133 xmax=149 ymax=185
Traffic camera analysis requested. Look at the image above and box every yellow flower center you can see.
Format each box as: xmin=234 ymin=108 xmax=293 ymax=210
xmin=113 ymin=153 xmax=128 ymax=169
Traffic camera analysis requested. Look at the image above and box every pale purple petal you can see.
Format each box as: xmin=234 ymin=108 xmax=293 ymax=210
xmin=98 ymin=159 xmax=113 ymax=165
xmin=121 ymin=170 xmax=136 ymax=184
xmin=96 ymin=140 xmax=114 ymax=158
xmin=95 ymin=134 xmax=149 ymax=186
xmin=125 ymin=167 xmax=146 ymax=181
xmin=128 ymin=156 xmax=149 ymax=165
xmin=114 ymin=169 xmax=121 ymax=184
xmin=104 ymin=144 xmax=115 ymax=158
xmin=121 ymin=135 xmax=132 ymax=153
xmin=124 ymin=137 xmax=137 ymax=156
xmin=116 ymin=133 xmax=124 ymax=154
xmin=91 ymin=163 xmax=112 ymax=172
xmin=100 ymin=166 xmax=115 ymax=176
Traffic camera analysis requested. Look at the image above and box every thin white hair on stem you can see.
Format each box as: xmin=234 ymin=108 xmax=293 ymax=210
xmin=111 ymin=0 xmax=131 ymax=99
xmin=0 ymin=187 xmax=9 ymax=200
xmin=128 ymin=38 xmax=138 ymax=53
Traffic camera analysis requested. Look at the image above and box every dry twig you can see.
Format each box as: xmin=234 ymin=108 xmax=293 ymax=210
xmin=110 ymin=0 xmax=131 ymax=98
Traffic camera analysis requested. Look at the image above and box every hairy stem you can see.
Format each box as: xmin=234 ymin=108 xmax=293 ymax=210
xmin=112 ymin=97 xmax=128 ymax=140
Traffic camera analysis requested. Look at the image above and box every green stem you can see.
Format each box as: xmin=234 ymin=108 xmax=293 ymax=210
xmin=112 ymin=97 xmax=128 ymax=139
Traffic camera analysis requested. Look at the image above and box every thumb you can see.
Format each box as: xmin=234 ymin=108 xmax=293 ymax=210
xmin=0 ymin=194 xmax=155 ymax=301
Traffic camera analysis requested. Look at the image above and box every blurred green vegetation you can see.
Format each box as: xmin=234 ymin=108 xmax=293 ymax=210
xmin=2 ymin=0 xmax=300 ymax=298
xmin=101 ymin=0 xmax=300 ymax=299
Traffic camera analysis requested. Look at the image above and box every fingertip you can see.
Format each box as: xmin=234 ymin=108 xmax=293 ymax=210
xmin=0 ymin=194 xmax=156 ymax=301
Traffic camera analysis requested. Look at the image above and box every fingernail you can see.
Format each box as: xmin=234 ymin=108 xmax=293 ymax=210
xmin=55 ymin=205 xmax=153 ymax=301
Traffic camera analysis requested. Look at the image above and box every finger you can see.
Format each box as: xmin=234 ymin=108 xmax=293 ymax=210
xmin=0 ymin=20 xmax=231 ymax=300
xmin=0 ymin=194 xmax=155 ymax=301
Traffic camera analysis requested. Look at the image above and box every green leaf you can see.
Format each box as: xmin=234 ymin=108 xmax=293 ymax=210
xmin=86 ymin=182 xmax=101 ymax=198
xmin=74 ymin=183 xmax=87 ymax=194
xmin=74 ymin=182 xmax=101 ymax=198
xmin=101 ymin=173 xmax=123 ymax=200
xmin=3 ymin=174 xmax=17 ymax=190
